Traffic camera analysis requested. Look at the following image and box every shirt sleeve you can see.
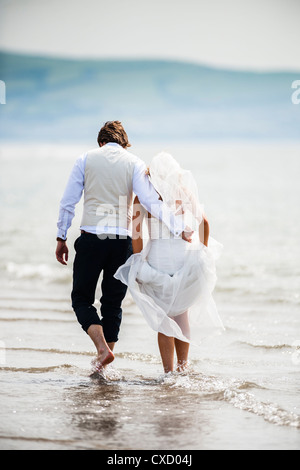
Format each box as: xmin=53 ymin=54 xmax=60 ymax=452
xmin=132 ymin=160 xmax=185 ymax=237
xmin=56 ymin=153 xmax=86 ymax=240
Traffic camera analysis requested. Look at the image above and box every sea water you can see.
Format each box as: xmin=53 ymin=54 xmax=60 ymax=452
xmin=0 ymin=141 xmax=299 ymax=450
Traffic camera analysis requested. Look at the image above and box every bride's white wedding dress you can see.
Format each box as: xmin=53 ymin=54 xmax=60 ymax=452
xmin=114 ymin=212 xmax=224 ymax=344
xmin=114 ymin=151 xmax=224 ymax=344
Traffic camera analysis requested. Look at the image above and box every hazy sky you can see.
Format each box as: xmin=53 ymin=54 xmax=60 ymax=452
xmin=1 ymin=0 xmax=300 ymax=71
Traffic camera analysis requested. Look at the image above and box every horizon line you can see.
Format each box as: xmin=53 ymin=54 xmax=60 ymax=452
xmin=1 ymin=48 xmax=300 ymax=75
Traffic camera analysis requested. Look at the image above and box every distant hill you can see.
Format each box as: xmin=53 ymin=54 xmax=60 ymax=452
xmin=0 ymin=51 xmax=299 ymax=142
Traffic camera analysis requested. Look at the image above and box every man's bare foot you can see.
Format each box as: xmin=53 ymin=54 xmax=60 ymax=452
xmin=92 ymin=348 xmax=115 ymax=372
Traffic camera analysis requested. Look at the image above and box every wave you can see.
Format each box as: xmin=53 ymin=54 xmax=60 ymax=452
xmin=5 ymin=262 xmax=72 ymax=283
xmin=0 ymin=296 xmax=70 ymax=303
xmin=0 ymin=434 xmax=83 ymax=448
xmin=0 ymin=364 xmax=77 ymax=374
xmin=88 ymin=357 xmax=300 ymax=430
xmin=4 ymin=347 xmax=94 ymax=356
xmin=0 ymin=348 xmax=162 ymax=365
xmin=224 ymin=388 xmax=300 ymax=428
xmin=0 ymin=302 xmax=72 ymax=313
xmin=161 ymin=372 xmax=300 ymax=429
xmin=236 ymin=341 xmax=299 ymax=351
xmin=216 ymin=283 xmax=300 ymax=305
xmin=116 ymin=351 xmax=161 ymax=364
xmin=90 ymin=366 xmax=300 ymax=429
xmin=0 ymin=304 xmax=72 ymax=313
xmin=0 ymin=316 xmax=73 ymax=323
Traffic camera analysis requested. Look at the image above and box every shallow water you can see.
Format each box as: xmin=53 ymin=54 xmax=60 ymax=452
xmin=0 ymin=142 xmax=299 ymax=450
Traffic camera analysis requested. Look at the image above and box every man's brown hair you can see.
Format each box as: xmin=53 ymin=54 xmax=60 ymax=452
xmin=97 ymin=121 xmax=131 ymax=148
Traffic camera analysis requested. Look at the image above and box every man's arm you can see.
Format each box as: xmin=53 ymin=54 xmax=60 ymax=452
xmin=132 ymin=161 xmax=188 ymax=239
xmin=56 ymin=153 xmax=86 ymax=265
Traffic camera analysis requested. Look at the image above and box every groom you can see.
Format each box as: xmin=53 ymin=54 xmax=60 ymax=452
xmin=55 ymin=121 xmax=190 ymax=369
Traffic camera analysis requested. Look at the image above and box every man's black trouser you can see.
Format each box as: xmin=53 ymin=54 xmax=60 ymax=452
xmin=71 ymin=232 xmax=132 ymax=343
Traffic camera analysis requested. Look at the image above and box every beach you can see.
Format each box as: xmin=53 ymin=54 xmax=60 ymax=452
xmin=0 ymin=141 xmax=299 ymax=450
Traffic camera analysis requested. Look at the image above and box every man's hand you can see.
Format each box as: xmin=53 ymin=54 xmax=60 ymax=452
xmin=182 ymin=227 xmax=194 ymax=243
xmin=56 ymin=240 xmax=69 ymax=265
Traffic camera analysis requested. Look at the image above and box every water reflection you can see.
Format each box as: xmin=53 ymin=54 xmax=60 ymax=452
xmin=148 ymin=380 xmax=210 ymax=448
xmin=64 ymin=371 xmax=210 ymax=449
xmin=65 ymin=377 xmax=123 ymax=439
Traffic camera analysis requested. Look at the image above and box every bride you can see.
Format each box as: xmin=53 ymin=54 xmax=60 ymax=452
xmin=114 ymin=152 xmax=224 ymax=373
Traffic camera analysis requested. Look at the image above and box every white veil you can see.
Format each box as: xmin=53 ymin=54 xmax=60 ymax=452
xmin=148 ymin=152 xmax=204 ymax=232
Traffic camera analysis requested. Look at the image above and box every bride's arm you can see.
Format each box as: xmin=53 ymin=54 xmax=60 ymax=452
xmin=199 ymin=215 xmax=209 ymax=247
xmin=132 ymin=196 xmax=145 ymax=253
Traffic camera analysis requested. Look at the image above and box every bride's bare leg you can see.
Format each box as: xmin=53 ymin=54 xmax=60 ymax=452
xmin=158 ymin=333 xmax=175 ymax=373
xmin=174 ymin=339 xmax=190 ymax=372
xmin=172 ymin=311 xmax=190 ymax=372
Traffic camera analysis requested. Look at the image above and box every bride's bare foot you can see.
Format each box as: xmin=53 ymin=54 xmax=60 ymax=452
xmin=92 ymin=348 xmax=115 ymax=371
xmin=176 ymin=360 xmax=189 ymax=373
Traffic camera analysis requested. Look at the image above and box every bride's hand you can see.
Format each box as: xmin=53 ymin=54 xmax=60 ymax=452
xmin=182 ymin=227 xmax=193 ymax=243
